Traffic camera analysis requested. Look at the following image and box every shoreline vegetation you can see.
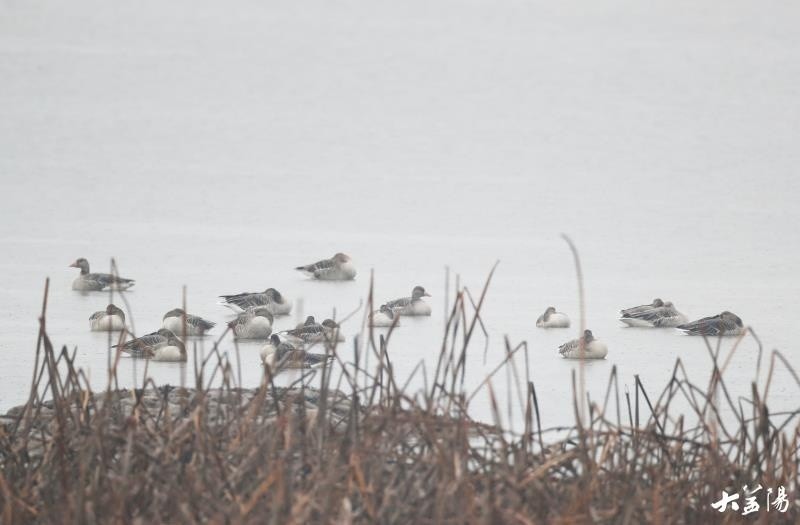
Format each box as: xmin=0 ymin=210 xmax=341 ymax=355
xmin=1 ymin=271 xmax=799 ymax=523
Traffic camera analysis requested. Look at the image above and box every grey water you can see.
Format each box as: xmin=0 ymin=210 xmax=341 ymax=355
xmin=1 ymin=0 xmax=799 ymax=431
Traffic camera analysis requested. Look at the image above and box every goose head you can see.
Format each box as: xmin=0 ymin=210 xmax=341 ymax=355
xmin=583 ymin=329 xmax=595 ymax=343
xmin=543 ymin=306 xmax=556 ymax=320
xmin=652 ymin=298 xmax=664 ymax=307
xmin=70 ymin=258 xmax=90 ymax=274
xmin=106 ymin=304 xmax=125 ymax=319
xmin=265 ymin=288 xmax=283 ymax=302
xmin=721 ymin=311 xmax=743 ymax=326
xmin=163 ymin=308 xmax=185 ymax=320
xmin=332 ymin=253 xmax=351 ymax=263
xmin=412 ymin=286 xmax=431 ymax=300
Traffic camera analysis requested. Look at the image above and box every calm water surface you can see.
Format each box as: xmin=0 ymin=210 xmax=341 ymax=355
xmin=1 ymin=0 xmax=799 ymax=430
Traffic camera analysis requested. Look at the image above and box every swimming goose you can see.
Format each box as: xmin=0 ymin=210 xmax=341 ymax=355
xmin=385 ymin=286 xmax=432 ymax=316
xmin=536 ymin=306 xmax=570 ymax=328
xmin=677 ymin=311 xmax=745 ymax=336
xmin=558 ymin=330 xmax=608 ymax=359
xmin=620 ymin=301 xmax=688 ymax=327
xmin=113 ymin=328 xmax=184 ymax=360
xmin=261 ymin=334 xmax=333 ymax=371
xmin=228 ymin=307 xmax=274 ymax=339
xmin=620 ymin=298 xmax=664 ymax=318
xmin=89 ymin=304 xmax=126 ymax=331
xmin=162 ymin=308 xmax=216 ymax=336
xmin=283 ymin=318 xmax=344 ymax=343
xmin=295 ymin=253 xmax=356 ymax=281
xmin=370 ymin=304 xmax=400 ymax=327
xmin=70 ymin=258 xmax=135 ymax=291
xmin=218 ymin=288 xmax=291 ymax=315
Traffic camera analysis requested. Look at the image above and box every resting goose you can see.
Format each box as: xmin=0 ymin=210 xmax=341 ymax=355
xmin=536 ymin=307 xmax=570 ymax=328
xmin=261 ymin=334 xmax=333 ymax=371
xmin=218 ymin=288 xmax=291 ymax=315
xmin=620 ymin=301 xmax=688 ymax=327
xmin=295 ymin=253 xmax=356 ymax=281
xmin=229 ymin=307 xmax=274 ymax=339
xmin=162 ymin=308 xmax=216 ymax=336
xmin=370 ymin=304 xmax=399 ymax=327
xmin=113 ymin=328 xmax=185 ymax=361
xmin=89 ymin=304 xmax=126 ymax=331
xmin=620 ymin=298 xmax=663 ymax=317
xmin=385 ymin=286 xmax=432 ymax=316
xmin=558 ymin=330 xmax=608 ymax=359
xmin=70 ymin=258 xmax=135 ymax=291
xmin=677 ymin=311 xmax=745 ymax=336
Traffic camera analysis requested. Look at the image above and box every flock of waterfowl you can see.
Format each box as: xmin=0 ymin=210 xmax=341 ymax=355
xmin=71 ymin=254 xmax=431 ymax=371
xmin=70 ymin=254 xmax=747 ymax=369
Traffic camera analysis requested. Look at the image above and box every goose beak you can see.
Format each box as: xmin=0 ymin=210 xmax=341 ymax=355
xmin=69 ymin=261 xmax=78 ymax=268
xmin=424 ymin=292 xmax=432 ymax=297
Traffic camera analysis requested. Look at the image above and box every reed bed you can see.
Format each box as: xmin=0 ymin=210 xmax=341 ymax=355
xmin=0 ymin=275 xmax=798 ymax=524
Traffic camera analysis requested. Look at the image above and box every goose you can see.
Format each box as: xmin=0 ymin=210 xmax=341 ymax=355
xmin=295 ymin=253 xmax=356 ymax=281
xmin=620 ymin=298 xmax=664 ymax=318
xmin=229 ymin=307 xmax=274 ymax=339
xmin=162 ymin=308 xmax=216 ymax=336
xmin=113 ymin=328 xmax=180 ymax=359
xmin=558 ymin=330 xmax=608 ymax=359
xmin=535 ymin=306 xmax=570 ymax=328
xmin=620 ymin=301 xmax=688 ymax=327
xmin=677 ymin=311 xmax=745 ymax=336
xmin=89 ymin=304 xmax=127 ymax=331
xmin=69 ymin=258 xmax=135 ymax=291
xmin=370 ymin=304 xmax=399 ymax=327
xmin=261 ymin=334 xmax=333 ymax=371
xmin=385 ymin=286 xmax=432 ymax=316
xmin=218 ymin=288 xmax=291 ymax=315
xmin=283 ymin=319 xmax=344 ymax=344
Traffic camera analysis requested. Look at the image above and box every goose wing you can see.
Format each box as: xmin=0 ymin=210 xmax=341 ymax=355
xmin=296 ymin=257 xmax=335 ymax=277
xmin=88 ymin=272 xmax=135 ymax=288
xmin=219 ymin=292 xmax=267 ymax=310
xmin=677 ymin=315 xmax=725 ymax=335
xmin=113 ymin=331 xmax=166 ymax=350
xmin=558 ymin=338 xmax=580 ymax=356
xmin=187 ymin=314 xmax=216 ymax=330
xmin=385 ymin=296 xmax=412 ymax=310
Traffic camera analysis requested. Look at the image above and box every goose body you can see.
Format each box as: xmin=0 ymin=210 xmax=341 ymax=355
xmin=151 ymin=339 xmax=187 ymax=362
xmin=113 ymin=329 xmax=185 ymax=360
xmin=283 ymin=319 xmax=344 ymax=344
xmin=370 ymin=304 xmax=399 ymax=327
xmin=295 ymin=253 xmax=356 ymax=281
xmin=218 ymin=288 xmax=291 ymax=315
xmin=70 ymin=258 xmax=135 ymax=291
xmin=620 ymin=298 xmax=663 ymax=318
xmin=385 ymin=286 xmax=432 ymax=316
xmin=162 ymin=308 xmax=215 ymax=336
xmin=559 ymin=330 xmax=607 ymax=359
xmin=536 ymin=307 xmax=570 ymax=328
xmin=229 ymin=307 xmax=274 ymax=339
xmin=262 ymin=335 xmax=333 ymax=371
xmin=677 ymin=311 xmax=745 ymax=336
xmin=620 ymin=301 xmax=687 ymax=328
xmin=89 ymin=304 xmax=126 ymax=331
